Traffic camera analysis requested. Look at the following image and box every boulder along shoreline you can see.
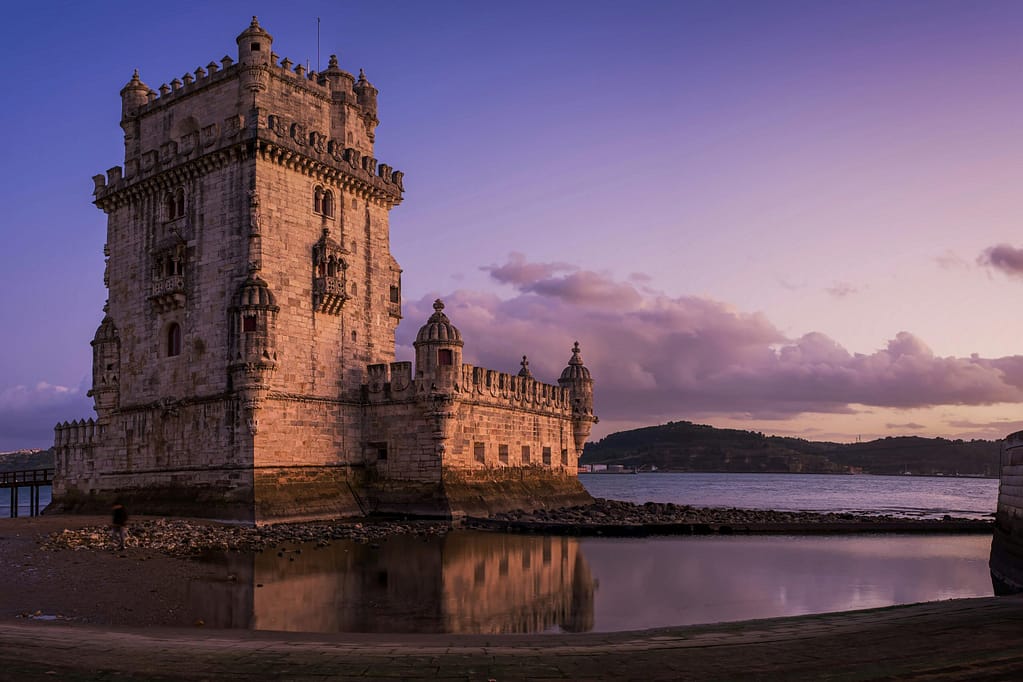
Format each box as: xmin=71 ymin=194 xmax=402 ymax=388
xmin=39 ymin=498 xmax=991 ymax=558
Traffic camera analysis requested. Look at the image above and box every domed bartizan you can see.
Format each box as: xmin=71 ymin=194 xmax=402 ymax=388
xmin=414 ymin=299 xmax=463 ymax=390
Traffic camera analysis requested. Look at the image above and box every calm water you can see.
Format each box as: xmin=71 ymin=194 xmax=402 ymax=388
xmin=581 ymin=473 xmax=998 ymax=520
xmin=7 ymin=476 xmax=1000 ymax=633
xmin=191 ymin=531 xmax=994 ymax=634
xmin=0 ymin=485 xmax=50 ymax=517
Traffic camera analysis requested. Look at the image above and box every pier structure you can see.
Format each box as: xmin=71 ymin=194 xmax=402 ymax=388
xmin=0 ymin=469 xmax=52 ymax=517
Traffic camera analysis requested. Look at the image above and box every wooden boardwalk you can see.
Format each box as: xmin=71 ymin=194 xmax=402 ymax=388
xmin=0 ymin=468 xmax=52 ymax=517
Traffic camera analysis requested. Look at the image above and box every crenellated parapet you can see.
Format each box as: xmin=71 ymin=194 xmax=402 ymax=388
xmin=457 ymin=365 xmax=572 ymax=413
xmin=53 ymin=419 xmax=100 ymax=485
xmin=97 ymin=15 xmax=403 ymax=213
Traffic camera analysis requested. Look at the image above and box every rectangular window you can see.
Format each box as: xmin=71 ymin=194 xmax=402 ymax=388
xmin=561 ymin=449 xmax=568 ymax=466
xmin=243 ymin=315 xmax=257 ymax=332
xmin=542 ymin=447 xmax=552 ymax=466
xmin=498 ymin=444 xmax=509 ymax=464
xmin=368 ymin=441 xmax=387 ymax=461
xmin=474 ymin=442 xmax=485 ymax=464
xmin=389 ymin=285 xmax=400 ymax=303
xmin=542 ymin=538 xmax=552 ymax=565
xmin=522 ymin=445 xmax=531 ymax=464
xmin=438 ymin=349 xmax=453 ymax=366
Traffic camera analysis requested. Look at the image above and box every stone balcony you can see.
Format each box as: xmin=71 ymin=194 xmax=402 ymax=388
xmin=150 ymin=275 xmax=186 ymax=312
xmin=313 ymin=275 xmax=347 ymax=315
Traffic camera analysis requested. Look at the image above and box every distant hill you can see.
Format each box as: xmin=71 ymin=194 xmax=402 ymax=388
xmin=0 ymin=449 xmax=55 ymax=472
xmin=581 ymin=421 xmax=1000 ymax=476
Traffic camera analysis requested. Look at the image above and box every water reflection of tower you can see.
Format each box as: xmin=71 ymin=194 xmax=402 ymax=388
xmin=440 ymin=533 xmax=596 ymax=633
xmin=188 ymin=531 xmax=596 ymax=633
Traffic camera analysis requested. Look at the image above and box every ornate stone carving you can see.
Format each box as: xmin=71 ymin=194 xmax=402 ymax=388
xmin=267 ymin=114 xmax=286 ymax=137
xmin=312 ymin=228 xmax=348 ymax=315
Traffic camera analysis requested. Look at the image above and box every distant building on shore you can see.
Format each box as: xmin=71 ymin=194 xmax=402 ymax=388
xmin=51 ymin=18 xmax=596 ymax=523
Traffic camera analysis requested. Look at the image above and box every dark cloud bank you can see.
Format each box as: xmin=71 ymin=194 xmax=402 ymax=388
xmin=398 ymin=253 xmax=1023 ymax=427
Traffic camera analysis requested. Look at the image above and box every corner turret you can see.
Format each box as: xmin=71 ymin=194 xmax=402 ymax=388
xmin=323 ymin=54 xmax=356 ymax=100
xmin=354 ymin=69 xmax=379 ymax=139
xmin=236 ymin=16 xmax=273 ymax=66
xmin=87 ymin=314 xmax=120 ymax=417
xmin=120 ymin=70 xmax=150 ymax=119
xmin=414 ymin=300 xmax=463 ymax=391
xmin=559 ymin=342 xmax=597 ymax=452
xmin=229 ymin=276 xmax=280 ymax=434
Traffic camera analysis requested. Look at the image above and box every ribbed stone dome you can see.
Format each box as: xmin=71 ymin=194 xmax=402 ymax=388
xmin=415 ymin=299 xmax=463 ymax=346
xmin=237 ymin=276 xmax=277 ymax=308
xmin=559 ymin=341 xmax=591 ymax=382
xmin=236 ymin=15 xmax=272 ymax=43
xmin=93 ymin=315 xmax=119 ymax=343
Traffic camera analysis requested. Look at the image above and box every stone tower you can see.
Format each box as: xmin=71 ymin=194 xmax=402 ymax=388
xmin=53 ymin=18 xmax=595 ymax=523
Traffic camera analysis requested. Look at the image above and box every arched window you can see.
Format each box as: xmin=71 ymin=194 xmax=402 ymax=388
xmin=174 ymin=188 xmax=185 ymax=218
xmin=322 ymin=190 xmax=335 ymax=218
xmin=313 ymin=186 xmax=323 ymax=214
xmin=165 ymin=193 xmax=177 ymax=220
xmin=166 ymin=323 xmax=182 ymax=357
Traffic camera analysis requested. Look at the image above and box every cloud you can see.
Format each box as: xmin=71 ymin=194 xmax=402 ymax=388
xmin=979 ymin=244 xmax=1023 ymax=278
xmin=483 ymin=252 xmax=641 ymax=308
xmin=398 ymin=254 xmax=1023 ymax=427
xmin=935 ymin=250 xmax=970 ymax=271
xmin=0 ymin=381 xmax=92 ymax=451
xmin=885 ymin=422 xmax=926 ymax=431
xmin=826 ymin=281 xmax=859 ymax=298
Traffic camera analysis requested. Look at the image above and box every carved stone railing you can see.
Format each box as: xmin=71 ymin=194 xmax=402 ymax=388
xmin=150 ymin=275 xmax=186 ymax=312
xmin=313 ymin=276 xmax=347 ymax=315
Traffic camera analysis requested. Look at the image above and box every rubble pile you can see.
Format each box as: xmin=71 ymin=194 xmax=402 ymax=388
xmin=490 ymin=499 xmax=902 ymax=525
xmin=40 ymin=518 xmax=450 ymax=557
xmin=476 ymin=498 xmax=989 ymax=534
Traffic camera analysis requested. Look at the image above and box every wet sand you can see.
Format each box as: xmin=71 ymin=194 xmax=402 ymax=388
xmin=3 ymin=515 xmax=1022 ymax=680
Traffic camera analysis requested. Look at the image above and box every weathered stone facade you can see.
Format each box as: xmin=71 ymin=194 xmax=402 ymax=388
xmin=52 ymin=18 xmax=596 ymax=523
xmin=991 ymin=432 xmax=1023 ymax=593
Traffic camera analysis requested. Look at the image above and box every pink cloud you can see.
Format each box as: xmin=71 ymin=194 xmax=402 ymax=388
xmin=979 ymin=244 xmax=1023 ymax=278
xmin=483 ymin=252 xmax=641 ymax=309
xmin=885 ymin=422 xmax=926 ymax=430
xmin=398 ymin=255 xmax=1023 ymax=427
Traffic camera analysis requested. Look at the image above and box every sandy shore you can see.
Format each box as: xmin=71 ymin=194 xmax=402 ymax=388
xmin=2 ymin=512 xmax=1020 ymax=680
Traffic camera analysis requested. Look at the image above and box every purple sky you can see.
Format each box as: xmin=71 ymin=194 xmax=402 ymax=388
xmin=3 ymin=1 xmax=1023 ymax=450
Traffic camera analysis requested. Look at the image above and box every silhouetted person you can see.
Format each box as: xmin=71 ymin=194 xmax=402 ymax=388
xmin=111 ymin=501 xmax=128 ymax=550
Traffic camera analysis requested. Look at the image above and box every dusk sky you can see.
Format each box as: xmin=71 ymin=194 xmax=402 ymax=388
xmin=3 ymin=0 xmax=1023 ymax=450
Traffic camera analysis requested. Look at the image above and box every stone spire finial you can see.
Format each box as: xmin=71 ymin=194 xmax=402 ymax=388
xmin=433 ymin=299 xmax=444 ymax=313
xmin=358 ymin=68 xmax=367 ymax=82
xmin=328 ymin=54 xmax=339 ymax=69
xmin=569 ymin=341 xmax=583 ymax=365
xmin=518 ymin=355 xmax=533 ymax=378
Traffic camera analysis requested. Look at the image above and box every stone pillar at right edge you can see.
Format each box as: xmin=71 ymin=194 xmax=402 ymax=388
xmin=559 ymin=341 xmax=597 ymax=454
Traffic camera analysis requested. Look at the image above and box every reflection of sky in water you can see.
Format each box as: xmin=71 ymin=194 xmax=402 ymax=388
xmin=191 ymin=531 xmax=994 ymax=635
xmin=582 ymin=534 xmax=994 ymax=631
